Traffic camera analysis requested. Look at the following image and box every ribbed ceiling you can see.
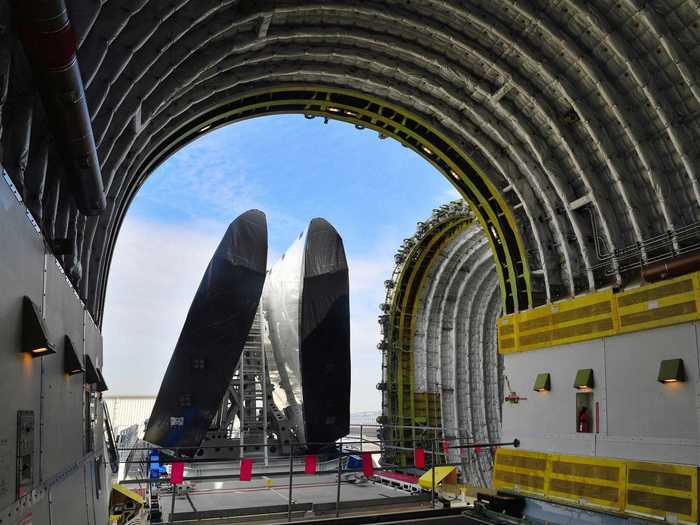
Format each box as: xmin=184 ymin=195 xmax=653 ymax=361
xmin=2 ymin=0 xmax=699 ymax=322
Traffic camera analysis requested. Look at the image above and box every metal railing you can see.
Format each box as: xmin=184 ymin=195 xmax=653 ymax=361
xmin=115 ymin=434 xmax=519 ymax=524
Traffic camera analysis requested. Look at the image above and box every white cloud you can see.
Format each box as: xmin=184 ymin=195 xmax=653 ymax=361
xmin=102 ymin=216 xmax=388 ymax=412
xmin=102 ymin=218 xmax=223 ymax=395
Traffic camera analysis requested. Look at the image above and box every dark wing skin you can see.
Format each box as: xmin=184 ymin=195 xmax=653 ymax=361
xmin=300 ymin=218 xmax=351 ymax=447
xmin=144 ymin=210 xmax=267 ymax=452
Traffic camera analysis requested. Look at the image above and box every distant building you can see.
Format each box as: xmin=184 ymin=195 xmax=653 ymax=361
xmin=103 ymin=396 xmax=156 ymax=435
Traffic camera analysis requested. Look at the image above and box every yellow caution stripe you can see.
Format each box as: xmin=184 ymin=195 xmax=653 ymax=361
xmin=498 ymin=271 xmax=700 ymax=354
xmin=493 ymin=449 xmax=697 ymax=524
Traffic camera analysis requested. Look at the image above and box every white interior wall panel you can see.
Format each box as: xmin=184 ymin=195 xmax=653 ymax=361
xmin=501 ymin=340 xmax=604 ymax=457
xmin=502 ymin=322 xmax=700 ymax=466
xmin=597 ymin=322 xmax=699 ymax=465
xmin=604 ymin=324 xmax=698 ymax=441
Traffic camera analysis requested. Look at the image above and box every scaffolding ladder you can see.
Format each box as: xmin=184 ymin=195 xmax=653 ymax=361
xmin=238 ymin=305 xmax=268 ymax=463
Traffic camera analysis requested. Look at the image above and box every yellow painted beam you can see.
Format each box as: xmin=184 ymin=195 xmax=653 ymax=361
xmin=493 ymin=449 xmax=698 ymax=525
xmin=140 ymin=85 xmax=532 ymax=314
xmin=498 ymin=272 xmax=700 ymax=354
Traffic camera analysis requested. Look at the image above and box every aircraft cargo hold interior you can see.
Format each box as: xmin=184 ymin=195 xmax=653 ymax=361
xmin=2 ymin=1 xmax=700 ymax=524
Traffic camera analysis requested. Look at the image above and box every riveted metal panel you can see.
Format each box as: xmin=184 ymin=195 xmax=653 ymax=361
xmin=42 ymin=256 xmax=86 ymax=480
xmin=603 ymin=323 xmax=698 ymax=445
xmin=50 ymin=466 xmax=91 ymax=525
xmin=84 ymin=461 xmax=96 ymax=525
xmin=0 ymin=177 xmax=45 ymax=510
xmin=29 ymin=493 xmax=50 ymax=525
xmin=85 ymin=314 xmax=105 ymax=459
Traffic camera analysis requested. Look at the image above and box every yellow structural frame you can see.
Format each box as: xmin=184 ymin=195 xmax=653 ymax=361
xmin=626 ymin=460 xmax=699 ymax=523
xmin=494 ymin=449 xmax=698 ymax=525
xmin=493 ymin=448 xmax=547 ymax=497
xmin=546 ymin=453 xmax=626 ymax=512
xmin=498 ymin=271 xmax=700 ymax=354
xmin=386 ymin=214 xmax=473 ymax=464
xmin=136 ymin=85 xmax=532 ymax=314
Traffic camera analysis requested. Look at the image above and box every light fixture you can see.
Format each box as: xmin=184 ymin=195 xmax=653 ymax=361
xmin=199 ymin=125 xmax=211 ymax=132
xmin=22 ymin=296 xmax=56 ymax=357
xmin=327 ymin=106 xmax=340 ymax=113
xmin=449 ymin=169 xmax=460 ymax=180
xmin=84 ymin=355 xmax=100 ymax=385
xmin=64 ymin=335 xmax=84 ymax=375
xmin=573 ymin=368 xmax=594 ymax=390
xmin=95 ymin=368 xmax=108 ymax=393
xmin=658 ymin=359 xmax=685 ymax=384
xmin=421 ymin=145 xmax=434 ymax=156
xmin=533 ymin=373 xmax=551 ymax=392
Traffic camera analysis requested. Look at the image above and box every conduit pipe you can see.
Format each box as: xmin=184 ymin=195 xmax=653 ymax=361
xmin=642 ymin=250 xmax=700 ymax=282
xmin=13 ymin=0 xmax=105 ymax=215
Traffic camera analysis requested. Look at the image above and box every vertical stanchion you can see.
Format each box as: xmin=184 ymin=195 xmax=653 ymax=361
xmin=431 ymin=439 xmax=436 ymax=508
xmin=170 ymin=483 xmax=176 ymax=525
xmin=335 ymin=438 xmax=342 ymax=517
xmin=360 ymin=425 xmax=363 ymax=452
xmin=287 ymin=445 xmax=294 ymax=523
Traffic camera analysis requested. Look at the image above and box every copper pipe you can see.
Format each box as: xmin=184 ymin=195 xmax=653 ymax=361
xmin=14 ymin=0 xmax=105 ymax=215
xmin=642 ymin=250 xmax=700 ymax=282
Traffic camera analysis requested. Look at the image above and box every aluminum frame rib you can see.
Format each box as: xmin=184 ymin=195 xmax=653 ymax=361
xmin=3 ymin=1 xmax=699 ymax=325
xmin=378 ymin=202 xmax=500 ymax=485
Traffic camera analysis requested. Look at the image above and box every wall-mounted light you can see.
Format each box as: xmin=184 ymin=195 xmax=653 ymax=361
xmin=22 ymin=296 xmax=55 ymax=357
xmin=84 ymin=355 xmax=99 ymax=386
xmin=533 ymin=373 xmax=551 ymax=392
xmin=64 ymin=335 xmax=84 ymax=375
xmin=658 ymin=359 xmax=685 ymax=384
xmin=95 ymin=368 xmax=108 ymax=393
xmin=573 ymin=368 xmax=594 ymax=391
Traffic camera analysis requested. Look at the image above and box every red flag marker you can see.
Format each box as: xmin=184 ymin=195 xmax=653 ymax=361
xmin=442 ymin=440 xmax=449 ymax=455
xmin=475 ymin=446 xmax=481 ymax=455
xmin=240 ymin=458 xmax=253 ymax=481
xmin=304 ymin=455 xmax=317 ymax=475
xmin=415 ymin=448 xmax=425 ymax=469
xmin=171 ymin=462 xmax=185 ymax=485
xmin=362 ymin=452 xmax=374 ymax=477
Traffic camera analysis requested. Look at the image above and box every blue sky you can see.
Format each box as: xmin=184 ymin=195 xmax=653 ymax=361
xmin=102 ymin=114 xmax=460 ymax=412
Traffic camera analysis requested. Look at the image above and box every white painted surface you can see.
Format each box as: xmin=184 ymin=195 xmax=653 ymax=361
xmin=502 ymin=322 xmax=700 ymax=465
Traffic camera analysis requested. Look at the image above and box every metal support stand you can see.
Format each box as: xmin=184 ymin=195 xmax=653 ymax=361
xmin=287 ymin=447 xmax=294 ymax=523
xmin=335 ymin=439 xmax=342 ymax=518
